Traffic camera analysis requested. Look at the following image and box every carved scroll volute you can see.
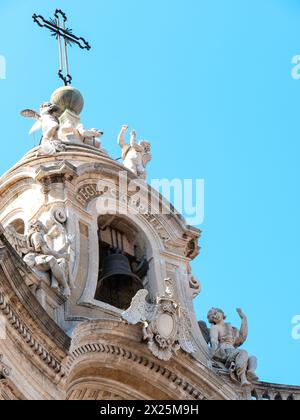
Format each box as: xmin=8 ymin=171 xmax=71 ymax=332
xmin=0 ymin=355 xmax=11 ymax=381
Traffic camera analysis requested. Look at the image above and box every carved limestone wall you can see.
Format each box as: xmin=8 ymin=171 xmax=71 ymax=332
xmin=0 ymin=145 xmax=209 ymax=365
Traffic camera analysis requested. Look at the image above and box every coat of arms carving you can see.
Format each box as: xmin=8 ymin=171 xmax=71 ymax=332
xmin=122 ymin=289 xmax=196 ymax=361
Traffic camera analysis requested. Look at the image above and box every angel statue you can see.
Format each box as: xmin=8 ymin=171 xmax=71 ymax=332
xmin=57 ymin=106 xmax=104 ymax=148
xmin=122 ymin=289 xmax=195 ymax=361
xmin=21 ymin=102 xmax=64 ymax=155
xmin=202 ymin=308 xmax=259 ymax=387
xmin=75 ymin=124 xmax=104 ymax=148
xmin=118 ymin=125 xmax=152 ymax=180
xmin=23 ymin=220 xmax=71 ymax=298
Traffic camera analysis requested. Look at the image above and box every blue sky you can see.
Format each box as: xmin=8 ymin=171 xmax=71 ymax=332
xmin=0 ymin=0 xmax=300 ymax=386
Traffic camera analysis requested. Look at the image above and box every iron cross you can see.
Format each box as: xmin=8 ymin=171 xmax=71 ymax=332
xmin=33 ymin=9 xmax=91 ymax=86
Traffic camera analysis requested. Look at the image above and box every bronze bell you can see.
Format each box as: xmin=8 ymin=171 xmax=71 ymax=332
xmin=96 ymin=253 xmax=144 ymax=310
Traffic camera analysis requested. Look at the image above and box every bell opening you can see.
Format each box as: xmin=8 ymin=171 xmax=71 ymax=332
xmin=95 ymin=273 xmax=142 ymax=311
xmin=95 ymin=217 xmax=149 ymax=311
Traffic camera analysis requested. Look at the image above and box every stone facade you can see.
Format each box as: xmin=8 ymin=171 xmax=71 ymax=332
xmin=0 ymin=86 xmax=298 ymax=400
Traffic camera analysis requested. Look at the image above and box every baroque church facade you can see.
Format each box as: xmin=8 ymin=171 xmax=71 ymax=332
xmin=0 ymin=85 xmax=299 ymax=401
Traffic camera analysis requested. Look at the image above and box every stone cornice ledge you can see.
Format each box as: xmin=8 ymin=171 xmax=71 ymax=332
xmin=0 ymin=292 xmax=65 ymax=377
xmin=66 ymin=320 xmax=238 ymax=401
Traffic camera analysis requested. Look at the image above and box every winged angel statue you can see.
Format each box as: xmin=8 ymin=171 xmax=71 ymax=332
xmin=122 ymin=289 xmax=196 ymax=361
xmin=198 ymin=308 xmax=258 ymax=387
xmin=21 ymin=102 xmax=64 ymax=155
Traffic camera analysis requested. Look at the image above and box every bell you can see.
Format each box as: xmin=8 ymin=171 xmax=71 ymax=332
xmin=96 ymin=253 xmax=144 ymax=310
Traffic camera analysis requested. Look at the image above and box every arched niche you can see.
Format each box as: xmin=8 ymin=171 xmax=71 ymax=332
xmin=76 ymin=197 xmax=166 ymax=313
xmin=94 ymin=215 xmax=150 ymax=310
xmin=8 ymin=218 xmax=25 ymax=235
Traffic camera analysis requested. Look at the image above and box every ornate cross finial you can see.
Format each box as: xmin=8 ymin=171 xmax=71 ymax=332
xmin=33 ymin=9 xmax=91 ymax=86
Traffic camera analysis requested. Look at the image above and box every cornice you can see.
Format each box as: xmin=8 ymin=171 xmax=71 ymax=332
xmin=0 ymin=292 xmax=65 ymax=377
xmin=67 ymin=341 xmax=207 ymax=400
xmin=66 ymin=320 xmax=237 ymax=401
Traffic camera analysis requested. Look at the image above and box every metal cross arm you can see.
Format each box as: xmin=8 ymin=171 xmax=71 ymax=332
xmin=32 ymin=9 xmax=91 ymax=86
xmin=32 ymin=12 xmax=91 ymax=50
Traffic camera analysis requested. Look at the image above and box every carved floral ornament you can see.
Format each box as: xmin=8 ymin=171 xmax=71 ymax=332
xmin=122 ymin=289 xmax=195 ymax=362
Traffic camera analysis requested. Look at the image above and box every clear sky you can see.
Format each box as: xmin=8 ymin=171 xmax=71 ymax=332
xmin=0 ymin=0 xmax=299 ymax=386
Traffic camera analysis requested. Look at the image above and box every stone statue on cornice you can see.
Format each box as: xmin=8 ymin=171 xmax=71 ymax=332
xmin=118 ymin=125 xmax=151 ymax=180
xmin=23 ymin=220 xmax=71 ymax=298
xmin=206 ymin=308 xmax=259 ymax=387
xmin=21 ymin=103 xmax=65 ymax=155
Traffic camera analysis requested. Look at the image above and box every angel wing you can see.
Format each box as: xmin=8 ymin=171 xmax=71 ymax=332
xmin=198 ymin=321 xmax=211 ymax=345
xmin=29 ymin=120 xmax=42 ymax=135
xmin=122 ymin=289 xmax=154 ymax=325
xmin=21 ymin=109 xmax=42 ymax=135
xmin=3 ymin=226 xmax=32 ymax=257
xmin=21 ymin=109 xmax=41 ymax=120
xmin=177 ymin=307 xmax=196 ymax=354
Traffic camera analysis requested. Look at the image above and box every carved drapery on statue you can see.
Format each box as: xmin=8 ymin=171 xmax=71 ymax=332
xmin=122 ymin=289 xmax=195 ymax=361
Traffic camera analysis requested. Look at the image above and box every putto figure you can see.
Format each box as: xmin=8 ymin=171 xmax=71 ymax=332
xmin=60 ymin=120 xmax=104 ymax=148
xmin=207 ymin=308 xmax=258 ymax=387
xmin=21 ymin=102 xmax=62 ymax=141
xmin=23 ymin=220 xmax=71 ymax=298
xmin=21 ymin=102 xmax=64 ymax=155
xmin=118 ymin=125 xmax=151 ymax=180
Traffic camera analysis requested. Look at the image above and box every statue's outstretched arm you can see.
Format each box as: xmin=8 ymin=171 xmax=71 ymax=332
xmin=77 ymin=125 xmax=100 ymax=138
xmin=236 ymin=308 xmax=248 ymax=346
xmin=118 ymin=125 xmax=128 ymax=147
xmin=130 ymin=130 xmax=137 ymax=146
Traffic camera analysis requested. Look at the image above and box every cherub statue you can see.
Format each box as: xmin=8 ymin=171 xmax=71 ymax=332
xmin=206 ymin=308 xmax=258 ymax=387
xmin=77 ymin=124 xmax=104 ymax=148
xmin=59 ymin=115 xmax=104 ymax=148
xmin=21 ymin=102 xmax=62 ymax=141
xmin=23 ymin=220 xmax=71 ymax=298
xmin=118 ymin=125 xmax=151 ymax=180
xmin=21 ymin=103 xmax=64 ymax=155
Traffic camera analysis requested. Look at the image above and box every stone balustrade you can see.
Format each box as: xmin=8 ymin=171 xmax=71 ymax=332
xmin=250 ymin=382 xmax=300 ymax=400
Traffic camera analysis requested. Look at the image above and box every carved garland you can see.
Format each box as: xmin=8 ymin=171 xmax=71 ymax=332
xmin=0 ymin=292 xmax=65 ymax=377
xmin=66 ymin=343 xmax=206 ymax=401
